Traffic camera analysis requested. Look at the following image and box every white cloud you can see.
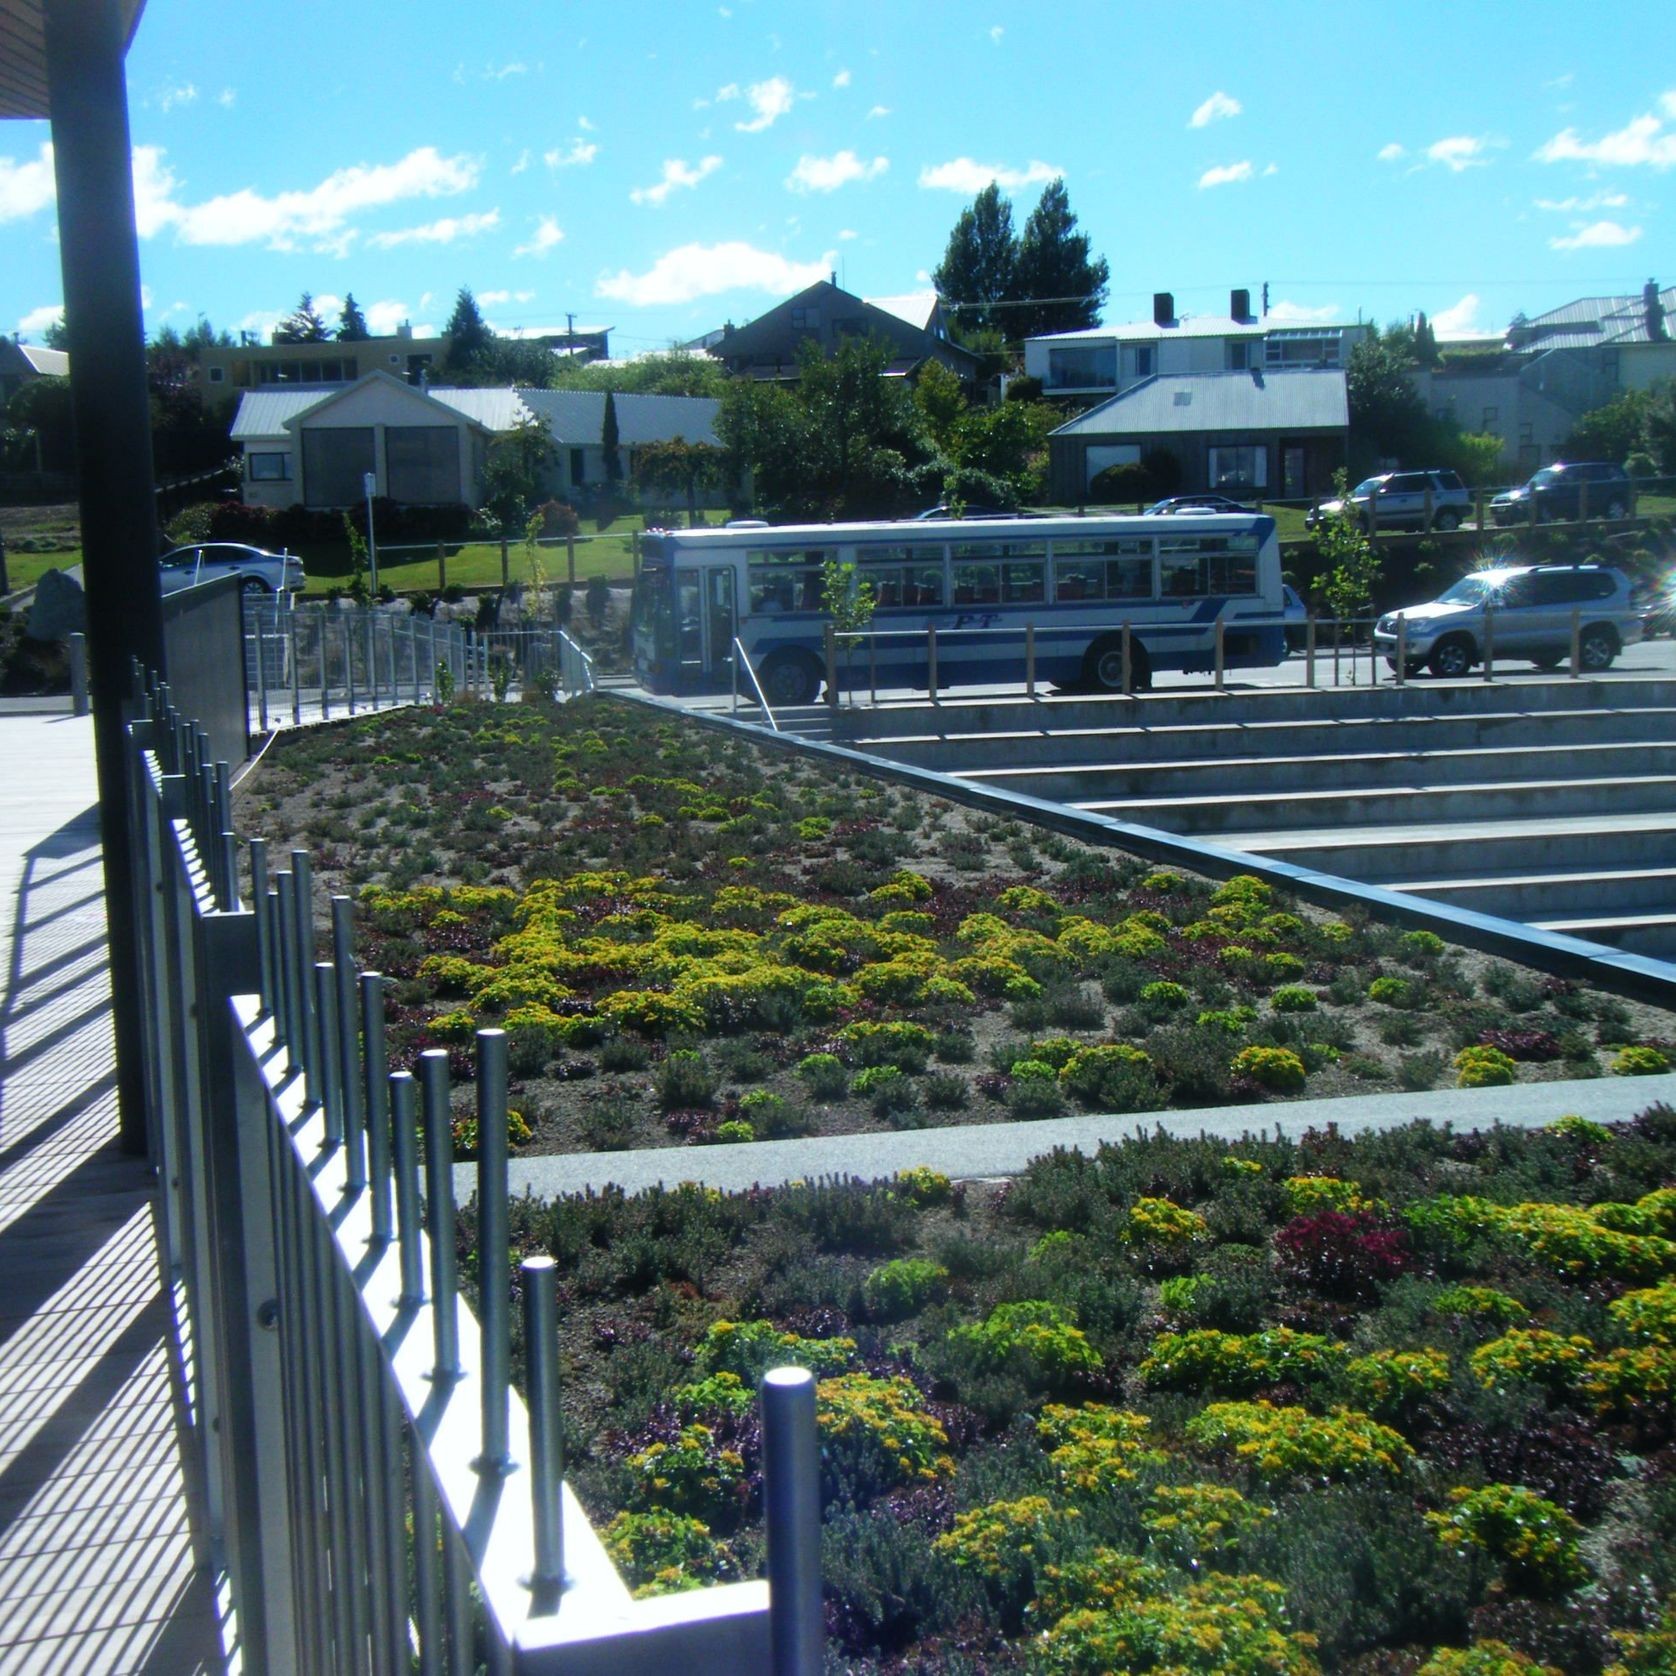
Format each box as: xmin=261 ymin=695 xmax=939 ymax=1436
xmin=596 ymin=241 xmax=834 ymax=306
xmin=1549 ymin=218 xmax=1643 ymax=250
xmin=1265 ymin=300 xmax=1342 ymax=324
xmin=1534 ymin=190 xmax=1629 ymax=211
xmin=579 ymin=116 xmax=595 ymax=131
xmin=867 ymin=105 xmax=890 ymax=119
xmin=545 ymin=138 xmax=598 ymax=169
xmin=1377 ymin=142 xmax=1406 ymax=162
xmin=158 ymin=82 xmax=197 ymax=113
xmin=1431 ymin=294 xmax=1487 ymax=338
xmin=714 ymin=82 xmax=739 ymax=102
xmin=17 ymin=303 xmax=63 ymax=336
xmin=838 ymin=227 xmax=858 ymax=240
xmin=1198 ymin=160 xmax=1254 ymax=188
xmin=1262 ymin=162 xmax=1278 ymax=177
xmin=0 ymin=143 xmax=57 ymax=222
xmin=479 ymin=289 xmax=535 ymax=306
xmin=490 ymin=61 xmax=528 ymax=79
xmin=631 ymin=155 xmax=722 ymax=206
xmin=1427 ymin=134 xmax=1492 ymax=172
xmin=833 ymin=69 xmax=851 ymax=88
xmin=1535 ymin=98 xmax=1676 ymax=168
xmin=1189 ymin=90 xmax=1241 ymax=128
xmin=217 ymin=88 xmax=236 ymax=109
xmin=513 ymin=215 xmax=565 ymax=257
xmin=917 ymin=156 xmax=1059 ymax=192
xmin=734 ymin=76 xmax=795 ymax=133
xmin=160 ymin=145 xmax=481 ymax=249
xmin=131 ymin=146 xmax=183 ymax=238
xmin=367 ymin=209 xmax=499 ymax=248
xmin=511 ymin=149 xmax=532 ymax=175
xmin=786 ymin=150 xmax=888 ymax=193
xmin=989 ymin=25 xmax=1004 ymax=42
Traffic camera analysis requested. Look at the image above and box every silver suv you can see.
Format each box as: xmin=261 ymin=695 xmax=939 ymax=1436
xmin=1306 ymin=469 xmax=1471 ymax=533
xmin=1373 ymin=563 xmax=1643 ymax=677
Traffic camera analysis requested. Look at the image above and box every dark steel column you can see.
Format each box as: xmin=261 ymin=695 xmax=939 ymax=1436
xmin=45 ymin=0 xmax=166 ymax=1154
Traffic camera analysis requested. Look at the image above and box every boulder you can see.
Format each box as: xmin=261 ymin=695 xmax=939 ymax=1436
xmin=27 ymin=568 xmax=86 ymax=642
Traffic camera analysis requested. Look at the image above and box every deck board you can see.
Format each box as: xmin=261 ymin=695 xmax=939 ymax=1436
xmin=0 ymin=717 xmax=223 ymax=1672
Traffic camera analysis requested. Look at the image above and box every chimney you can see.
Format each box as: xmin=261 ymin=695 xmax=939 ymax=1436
xmin=1153 ymin=292 xmax=1175 ymax=327
xmin=1647 ymin=279 xmax=1668 ymax=343
xmin=1230 ymin=288 xmax=1251 ymax=322
xmin=830 ymin=271 xmax=838 ymax=287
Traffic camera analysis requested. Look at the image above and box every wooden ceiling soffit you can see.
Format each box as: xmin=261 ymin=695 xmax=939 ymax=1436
xmin=0 ymin=0 xmax=148 ymax=122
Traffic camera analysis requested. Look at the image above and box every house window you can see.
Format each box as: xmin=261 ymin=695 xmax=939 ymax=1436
xmin=248 ymin=452 xmax=291 ymax=482
xmin=1207 ymin=444 xmax=1268 ymax=491
xmin=386 ymin=426 xmax=461 ymax=504
xmin=790 ymin=306 xmax=821 ymax=329
xmin=1482 ymin=406 xmax=1498 ymax=426
xmin=301 ymin=426 xmax=376 ymax=507
xmin=1133 ymin=345 xmax=1155 ymax=378
xmin=1265 ymin=330 xmax=1341 ymax=368
xmin=1047 ymin=344 xmax=1116 ymax=389
xmin=1227 ymin=340 xmax=1251 ymax=371
xmin=207 ymin=366 xmax=226 ymax=384
xmin=569 ymin=448 xmax=586 ymax=484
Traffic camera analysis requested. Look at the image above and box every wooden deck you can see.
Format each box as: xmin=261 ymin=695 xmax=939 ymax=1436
xmin=0 ymin=715 xmax=224 ymax=1673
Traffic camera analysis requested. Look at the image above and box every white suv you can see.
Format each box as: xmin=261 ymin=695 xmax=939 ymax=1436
xmin=1306 ymin=469 xmax=1472 ymax=533
xmin=1373 ymin=563 xmax=1643 ymax=677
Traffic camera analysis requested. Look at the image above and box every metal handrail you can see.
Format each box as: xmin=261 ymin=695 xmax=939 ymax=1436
xmin=125 ymin=664 xmax=822 ymax=1672
xmin=557 ymin=628 xmax=596 ymax=696
xmin=731 ymin=636 xmax=781 ymax=731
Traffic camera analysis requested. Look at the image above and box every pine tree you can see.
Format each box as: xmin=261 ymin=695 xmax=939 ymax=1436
xmin=932 ymin=182 xmax=1018 ymax=337
xmin=273 ymin=292 xmax=331 ymax=344
xmin=1012 ymin=179 xmax=1108 ymax=337
xmin=443 ymin=288 xmax=492 ymax=368
xmin=337 ymin=293 xmax=370 ymax=341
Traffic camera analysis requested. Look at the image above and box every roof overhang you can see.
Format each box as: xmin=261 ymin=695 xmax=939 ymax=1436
xmin=0 ymin=0 xmax=149 ymax=119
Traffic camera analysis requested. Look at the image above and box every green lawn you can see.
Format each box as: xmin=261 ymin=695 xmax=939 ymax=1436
xmin=2 ymin=548 xmax=82 ymax=596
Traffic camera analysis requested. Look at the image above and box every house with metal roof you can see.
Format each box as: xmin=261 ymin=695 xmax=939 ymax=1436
xmin=0 ymin=337 xmax=68 ymax=405
xmin=230 ymin=370 xmax=725 ymax=510
xmin=1047 ymin=367 xmax=1348 ymax=503
xmin=1413 ymin=280 xmax=1674 ymax=473
xmin=1024 ymin=290 xmax=1370 ymax=401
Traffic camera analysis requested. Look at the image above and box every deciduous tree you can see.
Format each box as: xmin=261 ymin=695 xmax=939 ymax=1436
xmin=632 ymin=438 xmax=727 ymax=526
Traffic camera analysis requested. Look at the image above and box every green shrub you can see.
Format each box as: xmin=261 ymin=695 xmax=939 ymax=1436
xmin=1139 ymin=1328 xmax=1347 ymax=1394
xmin=1615 ymin=1045 xmax=1672 ymax=1076
xmin=1469 ymin=1328 xmax=1594 ymax=1396
xmin=1417 ymin=1642 xmax=1560 ymax=1675
xmin=624 ymin=1422 xmax=746 ymax=1522
xmin=1344 ymin=1347 xmax=1453 ymax=1420
xmin=948 ymin=1300 xmax=1103 ymax=1384
xmin=602 ymin=1509 xmax=737 ymax=1597
xmin=1125 ymin=1196 xmax=1210 ymax=1247
xmin=1426 ymin=1483 xmax=1589 ymax=1597
xmin=861 ymin=1257 xmax=949 ymax=1321
xmin=1232 ymin=1045 xmax=1308 ymax=1092
xmin=1271 ymin=985 xmax=1319 ymax=1013
xmin=1142 ymin=1482 xmax=1275 ymax=1568
xmin=714 ymin=1118 xmax=755 ymax=1143
xmin=1432 ymin=1285 xmax=1530 ymax=1326
xmin=817 ymin=1373 xmax=953 ymax=1496
xmin=794 ymin=1052 xmax=849 ymax=1099
xmin=656 ymin=1049 xmax=717 ymax=1109
xmin=1185 ymin=1401 xmax=1412 ymax=1484
xmin=1454 ymin=1045 xmax=1517 ymax=1087
xmin=1058 ymin=1043 xmax=1162 ymax=1111
xmin=1037 ymin=1403 xmax=1167 ymax=1493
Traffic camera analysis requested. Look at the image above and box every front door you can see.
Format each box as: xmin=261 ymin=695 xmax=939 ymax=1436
xmin=1282 ymin=445 xmax=1306 ymax=499
xmin=704 ymin=566 xmax=736 ymax=676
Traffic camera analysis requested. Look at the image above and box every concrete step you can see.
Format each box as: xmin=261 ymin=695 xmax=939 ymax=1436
xmin=1218 ymin=813 xmax=1676 ymax=882
xmin=1387 ymin=866 xmax=1676 ymax=921
xmin=883 ymin=703 xmax=1676 ymax=774
xmin=1078 ymin=773 xmax=1676 ymax=835
xmin=1534 ymin=915 xmax=1676 ymax=960
xmin=963 ymin=738 xmax=1676 ymax=803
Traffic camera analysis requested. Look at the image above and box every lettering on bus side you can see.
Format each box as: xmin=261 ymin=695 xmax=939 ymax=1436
xmin=951 ymin=612 xmax=1003 ymax=631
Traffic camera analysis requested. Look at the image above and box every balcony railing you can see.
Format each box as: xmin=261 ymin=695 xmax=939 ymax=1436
xmin=125 ymin=664 xmax=822 ymax=1673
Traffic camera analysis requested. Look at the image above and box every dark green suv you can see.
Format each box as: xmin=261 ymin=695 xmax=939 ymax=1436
xmin=1490 ymin=461 xmax=1631 ymax=526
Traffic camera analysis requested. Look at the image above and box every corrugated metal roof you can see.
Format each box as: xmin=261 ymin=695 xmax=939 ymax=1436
xmin=515 ymin=389 xmax=722 ymax=446
xmin=229 ymin=390 xmax=320 ymax=440
xmin=1051 ymin=369 xmax=1348 ymax=437
xmin=866 ymin=291 xmax=939 ymax=331
xmin=428 ymin=387 xmax=528 ymax=430
xmin=16 ymin=344 xmax=67 ymax=376
xmin=1516 ymin=286 xmax=1675 ymax=350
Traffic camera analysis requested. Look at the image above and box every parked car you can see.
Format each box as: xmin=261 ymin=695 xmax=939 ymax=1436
xmin=1305 ymin=469 xmax=1471 ymax=533
xmin=1282 ymin=583 xmax=1308 ymax=652
xmin=1143 ymin=495 xmax=1255 ymax=515
xmin=1371 ymin=562 xmax=1643 ymax=677
xmin=1489 ymin=461 xmax=1631 ymax=526
xmin=912 ymin=504 xmax=1022 ymax=520
xmin=158 ymin=543 xmax=305 ymax=596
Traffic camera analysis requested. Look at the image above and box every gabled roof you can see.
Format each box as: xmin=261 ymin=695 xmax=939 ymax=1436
xmin=865 ymin=291 xmax=941 ymax=333
xmin=229 ymin=390 xmax=320 ymax=441
xmin=14 ymin=343 xmax=68 ymax=376
xmin=1051 ymin=369 xmax=1348 ymax=437
xmin=428 ymin=387 xmax=528 ymax=431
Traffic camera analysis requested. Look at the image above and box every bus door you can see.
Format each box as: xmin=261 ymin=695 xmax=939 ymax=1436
xmin=676 ymin=566 xmax=738 ymax=685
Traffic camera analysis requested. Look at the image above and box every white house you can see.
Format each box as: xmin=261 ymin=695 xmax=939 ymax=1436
xmin=1024 ymin=290 xmax=1369 ymax=401
xmin=230 ymin=371 xmax=726 ymax=510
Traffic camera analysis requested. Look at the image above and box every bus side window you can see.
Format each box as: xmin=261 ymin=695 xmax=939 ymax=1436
xmin=911 ymin=564 xmax=944 ymax=606
xmin=1105 ymin=558 xmax=1151 ymax=599
xmin=1162 ymin=558 xmax=1202 ymax=596
xmin=954 ymin=563 xmax=1000 ymax=605
xmin=1003 ymin=563 xmax=1045 ymax=604
xmin=874 ymin=571 xmax=902 ymax=608
xmin=798 ymin=572 xmax=823 ymax=611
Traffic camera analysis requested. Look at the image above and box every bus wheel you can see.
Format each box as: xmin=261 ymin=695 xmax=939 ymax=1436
xmin=1085 ymin=635 xmax=1150 ymax=693
xmin=758 ymin=651 xmax=820 ymax=707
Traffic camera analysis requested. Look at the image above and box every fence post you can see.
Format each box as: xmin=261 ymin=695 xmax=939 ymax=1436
xmin=1483 ymin=605 xmax=1496 ymax=681
xmin=1570 ymin=606 xmax=1581 ymax=679
xmin=1121 ymin=621 xmax=1132 ymax=695
xmin=1305 ymin=615 xmax=1317 ymax=689
xmin=1025 ymin=623 xmax=1036 ymax=697
xmin=1475 ymin=487 xmax=1486 ymax=530
xmin=926 ymin=624 xmax=939 ymax=703
xmin=824 ymin=625 xmax=838 ymax=710
xmin=436 ymin=539 xmax=447 ymax=593
xmin=69 ymin=631 xmax=90 ymax=714
xmin=1213 ymin=618 xmax=1225 ymax=691
xmin=762 ymin=1367 xmax=824 ymax=1676
xmin=1395 ymin=617 xmax=1407 ymax=687
xmin=500 ymin=535 xmax=510 ymax=588
xmin=566 ymin=533 xmax=576 ymax=585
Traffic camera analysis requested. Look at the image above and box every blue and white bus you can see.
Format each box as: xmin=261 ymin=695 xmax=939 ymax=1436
xmin=632 ymin=513 xmax=1288 ymax=705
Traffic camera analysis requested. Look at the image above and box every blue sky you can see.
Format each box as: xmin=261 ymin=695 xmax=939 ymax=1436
xmin=2 ymin=0 xmax=1672 ymax=354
